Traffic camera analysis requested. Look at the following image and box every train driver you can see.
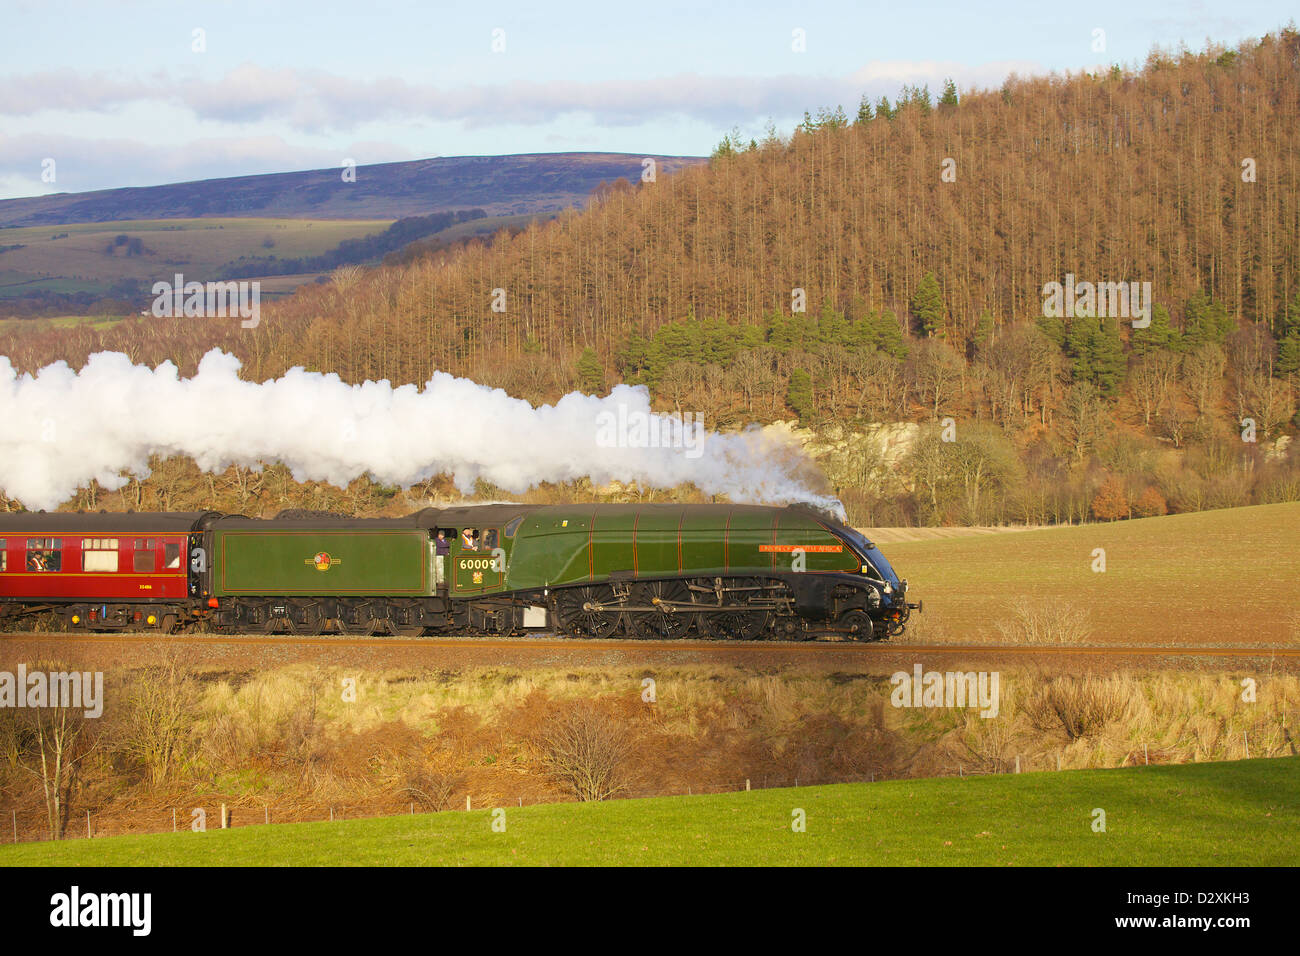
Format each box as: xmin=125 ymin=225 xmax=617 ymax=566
xmin=461 ymin=528 xmax=479 ymax=550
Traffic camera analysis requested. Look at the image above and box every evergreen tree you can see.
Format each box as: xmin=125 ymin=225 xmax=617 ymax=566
xmin=1089 ymin=316 xmax=1127 ymax=397
xmin=911 ymin=271 xmax=946 ymax=337
xmin=1281 ymin=287 xmax=1300 ymax=339
xmin=787 ymin=369 xmax=815 ymax=420
xmin=576 ymin=347 xmax=606 ymax=394
xmin=1183 ymin=287 xmax=1233 ymax=348
xmin=971 ymin=309 xmax=995 ymax=352
xmin=875 ymin=95 xmax=895 ymax=121
xmin=1035 ymin=312 xmax=1067 ymax=349
xmin=1130 ymin=303 xmax=1181 ymax=356
xmin=1278 ymin=332 xmax=1300 ymax=376
xmin=939 ymin=78 xmax=959 ymax=109
xmin=854 ymin=94 xmax=873 ymax=124
xmin=1065 ymin=316 xmax=1096 ymax=382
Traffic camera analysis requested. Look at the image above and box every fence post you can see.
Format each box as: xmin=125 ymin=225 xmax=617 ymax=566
xmin=1243 ymin=732 xmax=1249 ymax=758
xmin=220 ymin=804 xmax=228 ymax=829
xmin=330 ymin=807 xmax=334 ymax=821
xmin=173 ymin=808 xmax=177 ymax=832
xmin=745 ymin=778 xmax=750 ymax=791
xmin=466 ymin=795 xmax=471 ymax=811
xmin=87 ymin=810 xmax=91 ymax=839
xmin=1015 ymin=755 xmax=1021 ymax=774
xmin=13 ymin=809 xmax=17 ymax=843
xmin=1144 ymin=743 xmax=1149 ymax=765
xmin=265 ymin=806 xmax=269 ymax=825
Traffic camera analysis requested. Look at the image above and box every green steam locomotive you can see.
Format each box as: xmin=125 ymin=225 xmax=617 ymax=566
xmin=0 ymin=503 xmax=919 ymax=640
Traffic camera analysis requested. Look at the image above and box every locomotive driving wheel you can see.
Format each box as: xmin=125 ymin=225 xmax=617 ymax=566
xmin=629 ymin=579 xmax=693 ymax=640
xmin=555 ymin=585 xmax=623 ymax=639
xmin=698 ymin=608 xmax=771 ymax=640
xmin=838 ymin=609 xmax=876 ymax=641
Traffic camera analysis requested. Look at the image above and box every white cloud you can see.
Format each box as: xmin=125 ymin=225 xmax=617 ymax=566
xmin=0 ymin=59 xmax=1046 ymax=133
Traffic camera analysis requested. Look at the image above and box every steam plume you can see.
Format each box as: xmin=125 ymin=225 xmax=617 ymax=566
xmin=0 ymin=349 xmax=842 ymax=516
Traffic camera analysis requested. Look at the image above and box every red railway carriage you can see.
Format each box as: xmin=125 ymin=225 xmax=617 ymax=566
xmin=0 ymin=512 xmax=213 ymax=631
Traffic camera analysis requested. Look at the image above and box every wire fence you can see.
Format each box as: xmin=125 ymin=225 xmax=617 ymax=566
xmin=1 ymin=738 xmax=1244 ymax=846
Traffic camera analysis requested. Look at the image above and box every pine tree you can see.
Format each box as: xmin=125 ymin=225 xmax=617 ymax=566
xmin=576 ymin=347 xmax=606 ymax=393
xmin=1278 ymin=332 xmax=1300 ymax=376
xmin=1130 ymin=303 xmax=1181 ymax=356
xmin=1036 ymin=313 xmax=1066 ymax=349
xmin=854 ymin=94 xmax=873 ymax=124
xmin=1183 ymin=288 xmax=1233 ymax=349
xmin=912 ymin=272 xmax=946 ymax=338
xmin=1089 ymin=317 xmax=1127 ymax=397
xmin=971 ymin=309 xmax=995 ymax=352
xmin=939 ymin=78 xmax=959 ymax=109
xmin=787 ymin=369 xmax=815 ymax=420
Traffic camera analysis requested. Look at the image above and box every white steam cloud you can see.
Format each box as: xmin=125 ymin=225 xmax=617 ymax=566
xmin=0 ymin=349 xmax=841 ymax=516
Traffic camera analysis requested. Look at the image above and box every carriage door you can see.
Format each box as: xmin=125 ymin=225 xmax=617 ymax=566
xmin=453 ymin=528 xmax=504 ymax=594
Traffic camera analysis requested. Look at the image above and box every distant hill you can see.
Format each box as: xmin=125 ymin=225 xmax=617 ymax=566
xmin=0 ymin=152 xmax=705 ymax=228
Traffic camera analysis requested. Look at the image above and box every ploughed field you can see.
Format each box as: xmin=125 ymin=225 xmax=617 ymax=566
xmin=882 ymin=502 xmax=1299 ymax=647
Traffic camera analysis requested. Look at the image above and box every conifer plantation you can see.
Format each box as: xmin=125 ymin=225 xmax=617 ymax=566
xmin=2 ymin=29 xmax=1298 ymax=525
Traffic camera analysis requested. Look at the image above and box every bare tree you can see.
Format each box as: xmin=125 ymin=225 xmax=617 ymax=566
xmin=536 ymin=703 xmax=634 ymax=802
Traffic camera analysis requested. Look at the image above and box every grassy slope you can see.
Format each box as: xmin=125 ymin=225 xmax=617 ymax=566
xmin=0 ymin=212 xmax=552 ymax=301
xmin=0 ymin=218 xmax=392 ymax=291
xmin=2 ymin=758 xmax=1294 ymax=867
xmin=884 ymin=501 xmax=1300 ymax=644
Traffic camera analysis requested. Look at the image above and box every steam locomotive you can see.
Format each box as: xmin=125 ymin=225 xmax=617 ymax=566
xmin=0 ymin=503 xmax=918 ymax=641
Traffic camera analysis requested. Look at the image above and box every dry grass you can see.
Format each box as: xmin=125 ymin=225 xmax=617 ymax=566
xmin=995 ymin=596 xmax=1092 ymax=645
xmin=2 ymin=660 xmax=1297 ymax=840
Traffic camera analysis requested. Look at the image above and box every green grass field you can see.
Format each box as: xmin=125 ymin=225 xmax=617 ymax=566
xmin=887 ymin=501 xmax=1300 ymax=644
xmin=2 ymin=757 xmax=1293 ymax=866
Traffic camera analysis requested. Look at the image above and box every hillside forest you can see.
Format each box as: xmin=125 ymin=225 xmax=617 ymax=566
xmin=2 ymin=28 xmax=1299 ymax=526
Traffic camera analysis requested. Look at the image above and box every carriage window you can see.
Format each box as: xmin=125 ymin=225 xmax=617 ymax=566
xmin=25 ymin=537 xmax=61 ymax=572
xmin=504 ymin=516 xmax=524 ymax=538
xmin=164 ymin=542 xmax=181 ymax=569
xmin=133 ymin=540 xmax=156 ymax=573
xmin=0 ymin=539 xmax=6 ymax=572
xmin=82 ymin=537 xmax=120 ymax=573
xmin=483 ymin=528 xmax=499 ymax=550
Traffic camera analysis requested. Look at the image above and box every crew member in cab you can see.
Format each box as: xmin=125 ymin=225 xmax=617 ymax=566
xmin=434 ymin=529 xmax=450 ymax=586
xmin=461 ymin=528 xmax=479 ymax=551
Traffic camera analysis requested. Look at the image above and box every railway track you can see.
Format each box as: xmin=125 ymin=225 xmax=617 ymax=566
xmin=2 ymin=632 xmax=1298 ymax=657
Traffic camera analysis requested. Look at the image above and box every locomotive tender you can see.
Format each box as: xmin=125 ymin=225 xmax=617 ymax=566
xmin=0 ymin=503 xmax=918 ymax=641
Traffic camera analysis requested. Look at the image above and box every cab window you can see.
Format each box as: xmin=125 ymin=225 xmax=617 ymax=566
xmin=25 ymin=538 xmax=61 ymax=572
xmin=504 ymin=516 xmax=524 ymax=538
xmin=483 ymin=528 xmax=499 ymax=550
xmin=164 ymin=542 xmax=181 ymax=569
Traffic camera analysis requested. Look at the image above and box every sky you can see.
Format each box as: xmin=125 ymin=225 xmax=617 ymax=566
xmin=0 ymin=0 xmax=1293 ymax=200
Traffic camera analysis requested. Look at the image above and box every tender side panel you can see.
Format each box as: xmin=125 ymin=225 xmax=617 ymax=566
xmin=214 ymin=530 xmax=430 ymax=596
